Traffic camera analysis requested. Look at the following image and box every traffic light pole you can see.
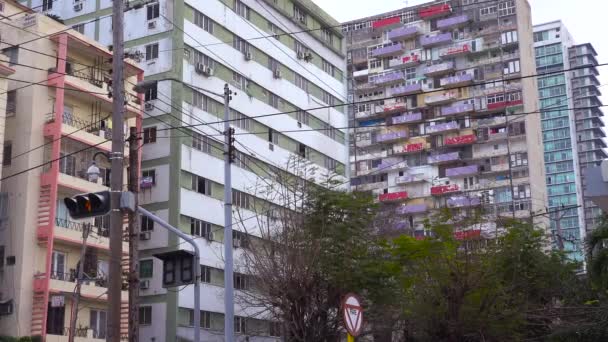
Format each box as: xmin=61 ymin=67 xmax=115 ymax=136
xmin=109 ymin=0 xmax=125 ymax=338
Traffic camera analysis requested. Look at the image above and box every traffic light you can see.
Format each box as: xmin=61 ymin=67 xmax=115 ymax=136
xmin=64 ymin=191 xmax=111 ymax=219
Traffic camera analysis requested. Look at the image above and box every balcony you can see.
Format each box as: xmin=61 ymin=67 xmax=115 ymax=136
xmin=487 ymin=131 xmax=508 ymax=141
xmin=445 ymin=134 xmax=477 ymax=146
xmin=425 ymin=92 xmax=457 ymax=105
xmin=390 ymin=52 xmax=422 ymax=69
xmin=424 ymin=62 xmax=454 ymax=76
xmin=372 ymin=16 xmax=401 ymax=30
xmin=355 ymin=108 xmax=383 ymax=120
xmin=356 ymin=180 xmax=388 ymax=192
xmin=446 ymin=165 xmax=479 ymax=177
xmin=428 ymin=152 xmax=460 ymax=164
xmin=379 ymin=191 xmax=409 ymax=203
xmin=426 ymin=121 xmax=459 ymax=135
xmin=380 ymin=101 xmax=408 ymax=114
xmin=454 ymin=229 xmax=482 ymax=240
xmin=439 ymin=41 xmax=474 ymax=58
xmin=418 ymin=3 xmax=451 ymax=19
xmin=46 ymin=111 xmax=113 ymax=152
xmin=431 ymin=184 xmax=460 ymax=195
xmin=391 ymin=112 xmax=423 ymax=125
xmin=395 ymin=174 xmax=425 ymax=184
xmin=440 ymin=74 xmax=474 ymax=88
xmin=477 ymin=116 xmax=506 ymax=127
xmin=371 ymin=71 xmax=404 ymax=85
xmin=353 ymin=69 xmax=370 ymax=79
xmin=393 ymin=142 xmax=425 ymax=154
xmin=388 ymin=26 xmax=418 ymax=41
xmin=437 ymin=14 xmax=469 ymax=30
xmin=421 ymin=33 xmax=453 ymax=48
xmin=371 ymin=43 xmax=405 ymax=58
xmin=396 ymin=203 xmax=428 ymax=214
xmin=390 ymin=83 xmax=422 ymax=96
xmin=486 ymin=99 xmax=523 ymax=111
xmin=377 ymin=157 xmax=408 ymax=171
xmin=377 ymin=130 xmax=408 ymax=143
xmin=441 ymin=102 xmax=474 ymax=116
xmin=447 ymin=196 xmax=481 ymax=208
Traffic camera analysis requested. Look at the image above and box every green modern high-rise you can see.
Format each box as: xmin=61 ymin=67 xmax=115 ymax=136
xmin=534 ymin=21 xmax=606 ymax=261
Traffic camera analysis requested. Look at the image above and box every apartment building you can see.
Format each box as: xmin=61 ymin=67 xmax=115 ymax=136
xmin=533 ymin=21 xmax=606 ymax=260
xmin=19 ymin=0 xmax=348 ymax=340
xmin=0 ymin=55 xmax=16 ymax=184
xmin=0 ymin=0 xmax=143 ymax=340
xmin=344 ymin=0 xmax=547 ymax=237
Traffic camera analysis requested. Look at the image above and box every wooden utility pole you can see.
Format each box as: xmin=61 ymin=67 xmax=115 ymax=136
xmin=127 ymin=127 xmax=140 ymax=342
xmin=68 ymin=223 xmax=90 ymax=342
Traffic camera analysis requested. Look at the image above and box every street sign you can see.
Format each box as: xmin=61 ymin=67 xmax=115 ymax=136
xmin=342 ymin=293 xmax=363 ymax=337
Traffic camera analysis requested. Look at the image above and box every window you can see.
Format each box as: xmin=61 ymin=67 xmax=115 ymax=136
xmin=192 ymin=132 xmax=212 ymax=153
xmin=143 ymin=126 xmax=157 ymax=144
xmin=232 ymin=190 xmax=252 ymax=210
xmin=72 ymin=24 xmax=85 ymax=34
xmin=294 ymin=40 xmax=306 ymax=55
xmin=232 ymin=72 xmax=247 ymax=90
xmin=234 ymin=272 xmax=249 ymax=290
xmin=296 ymin=110 xmax=309 ymax=125
xmin=503 ymin=60 xmax=520 ymax=75
xmin=498 ymin=1 xmax=515 ymax=16
xmin=268 ymin=56 xmax=280 ymax=72
xmin=234 ymin=0 xmax=250 ymax=19
xmin=2 ymin=47 xmax=18 ymax=66
xmin=325 ymin=156 xmax=337 ymax=171
xmin=42 ymin=0 xmax=53 ymax=11
xmin=200 ymin=265 xmax=211 ymax=283
xmin=511 ymin=153 xmax=528 ymax=167
xmin=231 ymin=110 xmax=251 ymax=131
xmin=139 ymin=306 xmax=152 ymax=325
xmin=141 ymin=215 xmax=154 ymax=232
xmin=295 ymin=74 xmax=308 ymax=92
xmin=145 ymin=43 xmax=159 ymax=61
xmin=51 ymin=250 xmax=66 ymax=278
xmin=268 ymin=21 xmax=279 ymax=39
xmin=268 ymin=92 xmax=280 ymax=108
xmin=322 ymin=59 xmax=335 ymax=76
xmin=2 ymin=142 xmax=11 ymax=166
xmin=140 ymin=259 xmax=153 ymax=278
xmin=534 ymin=31 xmax=549 ymax=43
xmin=509 ymin=121 xmax=526 ymax=136
xmin=293 ymin=5 xmax=306 ymax=25
xmin=147 ymin=3 xmax=159 ymax=20
xmin=513 ymin=184 xmax=531 ymax=199
xmin=144 ymin=83 xmax=157 ymax=102
xmin=193 ymin=10 xmax=214 ymax=33
xmin=405 ymin=67 xmax=416 ymax=80
xmin=369 ymin=59 xmax=382 ymax=69
xmin=269 ymin=321 xmax=282 ymax=337
xmin=480 ymin=5 xmax=497 ymax=16
xmin=191 ymin=217 xmax=212 ymax=239
xmin=501 ymin=31 xmax=518 ymax=44
xmin=90 ymin=310 xmax=107 ymax=339
xmin=191 ymin=175 xmax=212 ymax=196
xmin=233 ymin=35 xmax=249 ymax=55
xmin=6 ymin=90 xmax=16 ymax=116
xmin=142 ymin=169 xmax=156 ymax=185
xmin=191 ymin=49 xmax=214 ymax=69
xmin=321 ymin=28 xmax=333 ymax=44
xmin=322 ymin=91 xmax=335 ymax=106
xmin=188 ymin=309 xmax=211 ymax=328
xmin=268 ymin=128 xmax=279 ymax=144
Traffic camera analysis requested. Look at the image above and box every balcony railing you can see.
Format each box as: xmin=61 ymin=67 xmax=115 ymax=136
xmin=437 ymin=14 xmax=469 ymax=30
xmin=421 ymin=33 xmax=453 ymax=47
xmin=390 ymin=83 xmax=422 ymax=96
xmin=425 ymin=92 xmax=457 ymax=105
xmin=426 ymin=121 xmax=459 ymax=134
xmin=377 ymin=157 xmax=407 ymax=170
xmin=389 ymin=52 xmax=422 ymax=68
xmin=393 ymin=142 xmax=425 ymax=154
xmin=445 ymin=134 xmax=476 ymax=146
xmin=440 ymin=74 xmax=474 ymax=88
xmin=428 ymin=152 xmax=460 ymax=164
xmin=431 ymin=184 xmax=460 ymax=195
xmin=371 ymin=71 xmax=404 ymax=85
xmin=380 ymin=101 xmax=408 ymax=114
xmin=391 ymin=112 xmax=422 ymax=125
xmin=372 ymin=16 xmax=401 ymax=30
xmin=55 ymin=217 xmax=110 ymax=237
xmin=47 ymin=327 xmax=89 ymax=338
xmin=395 ymin=174 xmax=425 ymax=184
xmin=418 ymin=3 xmax=451 ymax=19
xmin=388 ymin=26 xmax=418 ymax=41
xmin=447 ymin=196 xmax=481 ymax=208
xmin=477 ymin=116 xmax=506 ymax=127
xmin=371 ymin=43 xmax=405 ymax=58
xmin=353 ymin=69 xmax=369 ymax=79
xmin=379 ymin=191 xmax=408 ymax=203
xmin=441 ymin=102 xmax=474 ymax=116
xmin=446 ymin=165 xmax=479 ymax=177
xmin=376 ymin=130 xmax=408 ymax=143
xmin=439 ymin=42 xmax=474 ymax=58
xmin=424 ymin=62 xmax=454 ymax=76
xmin=396 ymin=203 xmax=428 ymax=214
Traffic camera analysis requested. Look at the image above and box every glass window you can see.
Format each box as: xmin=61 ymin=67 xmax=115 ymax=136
xmin=147 ymin=3 xmax=159 ymax=20
xmin=140 ymin=259 xmax=153 ymax=278
xmin=145 ymin=43 xmax=159 ymax=60
xmin=139 ymin=306 xmax=152 ymax=325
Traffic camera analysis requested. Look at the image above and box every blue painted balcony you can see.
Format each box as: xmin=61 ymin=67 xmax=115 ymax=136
xmin=440 ymin=74 xmax=474 ymax=88
xmin=447 ymin=196 xmax=481 ymax=208
xmin=437 ymin=15 xmax=469 ymax=30
xmin=376 ymin=130 xmax=408 ymax=143
xmin=420 ymin=33 xmax=452 ymax=47
xmin=426 ymin=121 xmax=459 ymax=134
xmin=424 ymin=62 xmax=454 ymax=76
xmin=441 ymin=102 xmax=475 ymax=116
xmin=372 ymin=71 xmax=404 ymax=86
xmin=390 ymin=83 xmax=422 ymax=96
xmin=377 ymin=157 xmax=407 ymax=171
xmin=428 ymin=152 xmax=460 ymax=164
xmin=396 ymin=203 xmax=428 ymax=214
xmin=446 ymin=165 xmax=479 ymax=177
xmin=391 ymin=112 xmax=423 ymax=125
xmin=371 ymin=43 xmax=405 ymax=58
xmin=395 ymin=174 xmax=425 ymax=184
xmin=388 ymin=26 xmax=418 ymax=41
xmin=425 ymin=92 xmax=457 ymax=105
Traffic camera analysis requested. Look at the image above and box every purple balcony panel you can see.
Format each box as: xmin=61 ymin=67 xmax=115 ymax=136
xmin=373 ymin=71 xmax=404 ymax=85
xmin=377 ymin=157 xmax=405 ymax=170
xmin=391 ymin=83 xmax=422 ymax=96
xmin=396 ymin=204 xmax=428 ymax=215
xmin=388 ymin=26 xmax=418 ymax=41
xmin=392 ymin=112 xmax=422 ymax=125
xmin=372 ymin=43 xmax=405 ymax=57
xmin=426 ymin=121 xmax=459 ymax=134
xmin=440 ymin=74 xmax=474 ymax=88
xmin=424 ymin=62 xmax=454 ymax=76
xmin=441 ymin=102 xmax=475 ymax=116
xmin=421 ymin=33 xmax=452 ymax=47
xmin=428 ymin=152 xmax=460 ymax=164
xmin=437 ymin=15 xmax=469 ymax=30
xmin=377 ymin=131 xmax=408 ymax=143
xmin=447 ymin=196 xmax=481 ymax=208
xmin=446 ymin=165 xmax=479 ymax=177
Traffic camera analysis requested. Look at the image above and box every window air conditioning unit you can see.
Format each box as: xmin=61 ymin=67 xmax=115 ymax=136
xmin=144 ymin=102 xmax=154 ymax=111
xmin=148 ymin=21 xmax=156 ymax=29
xmin=140 ymin=280 xmax=150 ymax=289
xmin=273 ymin=69 xmax=282 ymax=79
xmin=244 ymin=52 xmax=253 ymax=61
xmin=74 ymin=2 xmax=83 ymax=11
xmin=140 ymin=231 xmax=151 ymax=240
xmin=195 ymin=63 xmax=213 ymax=77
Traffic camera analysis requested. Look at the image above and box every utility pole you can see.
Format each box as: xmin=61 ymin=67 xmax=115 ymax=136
xmin=223 ymin=83 xmax=235 ymax=342
xmin=127 ymin=127 xmax=140 ymax=342
xmin=68 ymin=223 xmax=90 ymax=342
xmin=109 ymin=0 xmax=125 ymax=337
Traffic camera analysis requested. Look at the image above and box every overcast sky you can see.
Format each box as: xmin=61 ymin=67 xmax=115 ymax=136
xmin=312 ymin=0 xmax=608 ymax=103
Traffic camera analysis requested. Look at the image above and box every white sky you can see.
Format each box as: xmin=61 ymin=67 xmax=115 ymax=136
xmin=312 ymin=0 xmax=608 ymax=103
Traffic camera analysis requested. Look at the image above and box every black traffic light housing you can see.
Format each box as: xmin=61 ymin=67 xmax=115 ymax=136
xmin=64 ymin=191 xmax=111 ymax=219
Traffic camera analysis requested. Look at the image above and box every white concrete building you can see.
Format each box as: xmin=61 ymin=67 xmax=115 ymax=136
xmin=19 ymin=0 xmax=348 ymax=340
